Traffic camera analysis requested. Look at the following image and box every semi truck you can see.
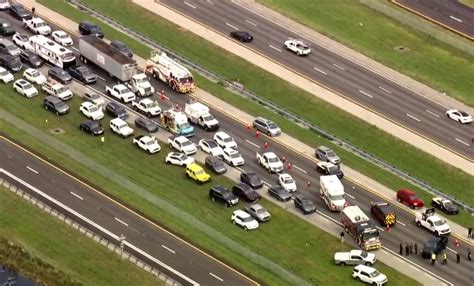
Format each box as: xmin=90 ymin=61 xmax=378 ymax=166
xmin=341 ymin=206 xmax=381 ymax=251
xmin=184 ymin=102 xmax=219 ymax=131
xmin=320 ymin=175 xmax=347 ymax=212
xmin=159 ymin=107 xmax=194 ymax=137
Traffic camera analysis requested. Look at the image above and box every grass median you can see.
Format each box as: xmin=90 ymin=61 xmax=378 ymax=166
xmin=0 ymin=186 xmax=162 ymax=286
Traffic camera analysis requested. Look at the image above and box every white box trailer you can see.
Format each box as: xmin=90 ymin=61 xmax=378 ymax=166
xmin=320 ymin=175 xmax=347 ymax=211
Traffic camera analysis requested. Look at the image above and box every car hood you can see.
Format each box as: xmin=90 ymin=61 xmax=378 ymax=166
xmin=91 ymin=125 xmax=103 ymax=134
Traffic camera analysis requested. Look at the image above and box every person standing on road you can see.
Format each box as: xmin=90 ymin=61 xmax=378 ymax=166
xmin=340 ymin=231 xmax=344 ymax=244
xmin=409 ymin=242 xmax=414 ymax=254
xmin=32 ymin=6 xmax=35 ymax=15
xmin=399 ymin=242 xmax=403 ymax=255
xmin=469 ymin=227 xmax=473 ymax=239
xmin=414 ymin=243 xmax=418 ymax=255
xmin=442 ymin=253 xmax=447 ymax=265
xmin=456 ymin=252 xmax=461 ymax=263
xmin=405 ymin=243 xmax=409 ymax=256
xmin=431 ymin=252 xmax=436 ymax=265
xmin=468 ymin=249 xmax=471 ymax=261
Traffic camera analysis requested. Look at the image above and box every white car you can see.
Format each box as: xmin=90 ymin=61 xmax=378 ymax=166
xmin=231 ymin=210 xmax=259 ymax=231
xmin=446 ymin=109 xmax=472 ymax=124
xmin=214 ymin=131 xmax=237 ymax=149
xmin=110 ymin=118 xmax=134 ymax=137
xmin=284 ymin=39 xmax=311 ymax=56
xmin=334 ymin=250 xmax=376 ymax=266
xmin=165 ymin=152 xmax=195 ymax=167
xmin=0 ymin=0 xmax=11 ymax=10
xmin=168 ymin=136 xmax=197 ymax=155
xmin=222 ymin=148 xmax=245 ymax=166
xmin=13 ymin=79 xmax=38 ymax=98
xmin=0 ymin=67 xmax=14 ymax=83
xmin=52 ymin=30 xmax=73 ymax=46
xmin=133 ymin=135 xmax=161 ymax=154
xmin=23 ymin=68 xmax=47 ymax=85
xmin=24 ymin=17 xmax=51 ymax=35
xmin=79 ymin=101 xmax=104 ymax=121
xmin=352 ymin=265 xmax=388 ymax=285
xmin=84 ymin=92 xmax=105 ymax=107
xmin=12 ymin=33 xmax=31 ymax=50
xmin=278 ymin=173 xmax=297 ymax=192
xmin=198 ymin=139 xmax=224 ymax=157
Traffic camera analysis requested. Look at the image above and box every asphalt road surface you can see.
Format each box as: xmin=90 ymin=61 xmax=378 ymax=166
xmin=393 ymin=0 xmax=474 ymax=39
xmin=1 ymin=8 xmax=473 ymax=286
xmin=160 ymin=0 xmax=474 ymax=160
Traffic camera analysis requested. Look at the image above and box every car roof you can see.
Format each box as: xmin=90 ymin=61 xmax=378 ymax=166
xmin=45 ymin=95 xmax=61 ymax=103
xmin=233 ymin=210 xmax=250 ymax=217
xmin=110 ymin=117 xmax=126 ymax=124
xmin=397 ymin=188 xmax=415 ymax=195
xmin=236 ymin=182 xmax=251 ymax=190
xmin=212 ymin=185 xmax=228 ymax=192
xmin=82 ymin=101 xmax=95 ymax=107
xmin=317 ymin=145 xmax=331 ymax=151
xmin=354 ymin=264 xmax=375 ymax=272
xmin=16 ymin=79 xmax=28 ymax=84
xmin=187 ymin=163 xmax=202 ymax=171
xmin=215 ymin=131 xmax=230 ymax=138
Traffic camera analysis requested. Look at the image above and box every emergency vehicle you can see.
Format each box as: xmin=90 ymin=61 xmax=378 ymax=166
xmin=146 ymin=51 xmax=195 ymax=93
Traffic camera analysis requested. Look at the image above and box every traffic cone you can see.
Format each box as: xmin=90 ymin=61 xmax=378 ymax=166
xmin=306 ymin=180 xmax=311 ymax=188
xmin=455 ymin=239 xmax=460 ymax=248
xmin=287 ymin=162 xmax=292 ymax=171
xmin=246 ymin=124 xmax=252 ymax=131
xmin=264 ymin=142 xmax=269 ymax=149
xmin=256 ymin=130 xmax=260 ymax=138
xmin=385 ymin=225 xmax=390 ymax=232
xmin=281 ymin=156 xmax=286 ymax=163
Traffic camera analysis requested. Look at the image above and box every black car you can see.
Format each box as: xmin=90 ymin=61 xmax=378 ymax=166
xmin=432 ymin=197 xmax=459 ymax=215
xmin=421 ymin=236 xmax=448 ymax=259
xmin=48 ymin=67 xmax=72 ymax=84
xmin=67 ymin=65 xmax=97 ymax=84
xmin=79 ymin=120 xmax=104 ymax=136
xmin=316 ymin=162 xmax=344 ymax=179
xmin=107 ymin=101 xmax=129 ymax=119
xmin=43 ymin=96 xmax=70 ymax=115
xmin=205 ymin=155 xmax=227 ymax=174
xmin=0 ymin=54 xmax=22 ymax=73
xmin=232 ymin=182 xmax=261 ymax=203
xmin=19 ymin=50 xmax=43 ymax=68
xmin=230 ymin=31 xmax=253 ymax=42
xmin=294 ymin=194 xmax=317 ymax=214
xmin=268 ymin=185 xmax=291 ymax=202
xmin=209 ymin=186 xmax=238 ymax=207
xmin=240 ymin=171 xmax=263 ymax=189
xmin=78 ymin=21 xmax=104 ymax=38
xmin=9 ymin=4 xmax=32 ymax=21
xmin=0 ymin=19 xmax=15 ymax=36
xmin=111 ymin=40 xmax=133 ymax=58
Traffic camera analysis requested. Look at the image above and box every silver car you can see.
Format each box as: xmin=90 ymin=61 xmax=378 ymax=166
xmin=244 ymin=203 xmax=271 ymax=222
xmin=0 ymin=38 xmax=21 ymax=56
xmin=315 ymin=146 xmax=340 ymax=165
xmin=252 ymin=117 xmax=281 ymax=137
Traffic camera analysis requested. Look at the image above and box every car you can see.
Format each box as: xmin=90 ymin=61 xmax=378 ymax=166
xmin=52 ymin=30 xmax=73 ymax=46
xmin=352 ymin=265 xmax=388 ymax=285
xmin=421 ymin=236 xmax=448 ymax=259
xmin=230 ymin=31 xmax=253 ymax=42
xmin=446 ymin=109 xmax=472 ymax=124
xmin=165 ymin=152 xmax=195 ymax=167
xmin=334 ymin=250 xmax=376 ymax=266
xmin=23 ymin=17 xmax=51 ymax=35
xmin=0 ymin=54 xmax=22 ymax=73
xmin=268 ymin=185 xmax=291 ymax=202
xmin=0 ymin=66 xmax=14 ymax=83
xmin=222 ymin=147 xmax=245 ymax=166
xmin=315 ymin=146 xmax=341 ymax=165
xmin=294 ymin=194 xmax=317 ymax=214
xmin=13 ymin=79 xmax=38 ymax=98
xmin=415 ymin=208 xmax=451 ymax=236
xmin=316 ymin=162 xmax=344 ymax=179
xmin=12 ymin=33 xmax=30 ymax=49
xmin=198 ymin=139 xmax=224 ymax=157
xmin=19 ymin=50 xmax=43 ymax=68
xmin=278 ymin=173 xmax=297 ymax=192
xmin=0 ymin=38 xmax=21 ymax=56
xmin=79 ymin=101 xmax=104 ymax=121
xmin=284 ymin=39 xmax=311 ymax=56
xmin=135 ymin=116 xmax=159 ymax=133
xmin=78 ymin=21 xmax=104 ymax=38
xmin=232 ymin=182 xmax=261 ymax=203
xmin=186 ymin=163 xmax=211 ymax=184
xmin=370 ymin=202 xmax=396 ymax=227
xmin=231 ymin=210 xmax=259 ymax=231
xmin=79 ymin=120 xmax=104 ymax=136
xmin=23 ymin=68 xmax=46 ymax=85
xmin=110 ymin=40 xmax=133 ymax=57
xmin=252 ymin=117 xmax=281 ymax=136
xmin=244 ymin=204 xmax=271 ymax=222
xmin=168 ymin=136 xmax=197 ymax=155
xmin=105 ymin=101 xmax=128 ymax=119
xmin=397 ymin=188 xmax=424 ymax=209
xmin=48 ymin=67 xmax=72 ymax=84
xmin=43 ymin=95 xmax=69 ymax=115
xmin=9 ymin=4 xmax=31 ymax=21
xmin=67 ymin=65 xmax=97 ymax=84
xmin=84 ymin=92 xmax=105 ymax=107
xmin=0 ymin=19 xmax=15 ymax=36
xmin=240 ymin=171 xmax=263 ymax=189
xmin=0 ymin=0 xmax=11 ymax=10
xmin=213 ymin=131 xmax=237 ymax=149
xmin=109 ymin=117 xmax=134 ymax=137
xmin=431 ymin=197 xmax=459 ymax=215
xmin=133 ymin=135 xmax=161 ymax=154
xmin=209 ymin=186 xmax=239 ymax=207
xmin=205 ymin=155 xmax=227 ymax=174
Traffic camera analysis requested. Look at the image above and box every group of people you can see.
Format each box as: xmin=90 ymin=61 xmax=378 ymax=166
xmin=399 ymin=242 xmax=472 ymax=265
xmin=399 ymin=242 xmax=418 ymax=256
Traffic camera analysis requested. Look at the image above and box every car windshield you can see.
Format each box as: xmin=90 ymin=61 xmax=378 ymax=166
xmin=55 ymin=101 xmax=66 ymax=108
xmin=230 ymin=152 xmax=240 ymax=159
xmin=60 ymin=52 xmax=75 ymax=61
xmin=268 ymin=123 xmax=278 ymax=129
xmin=58 ymin=70 xmax=68 ymax=76
xmin=36 ymin=22 xmax=47 ymax=28
xmin=362 ymin=231 xmax=379 ymax=241
xmin=297 ymin=43 xmax=308 ymax=49
xmin=29 ymin=70 xmax=39 ymax=77
xmin=56 ymin=86 xmax=68 ymax=94
xmin=0 ymin=70 xmax=8 ymax=76
xmin=327 ymin=165 xmax=338 ymax=172
xmin=144 ymin=121 xmax=155 ymax=127
xmin=302 ymin=200 xmax=313 ymax=207
xmin=203 ymin=115 xmax=214 ymax=121
xmin=195 ymin=169 xmax=204 ymax=175
xmin=331 ymin=194 xmax=345 ymax=201
xmin=178 ymin=154 xmax=187 ymax=161
xmin=6 ymin=44 xmax=17 ymax=51
xmin=118 ymin=123 xmax=127 ymax=129
xmin=360 ymin=251 xmax=368 ymax=258
xmin=89 ymin=94 xmax=100 ymax=100
xmin=89 ymin=106 xmax=99 ymax=112
xmin=444 ymin=201 xmax=455 ymax=208
xmin=178 ymin=122 xmax=191 ymax=130
xmin=180 ymin=76 xmax=193 ymax=84
xmin=222 ymin=192 xmax=233 ymax=199
xmin=90 ymin=122 xmax=100 ymax=129
xmin=80 ymin=68 xmax=92 ymax=76
xmin=23 ymin=83 xmax=33 ymax=89
xmin=223 ymin=137 xmax=233 ymax=143
xmin=255 ymin=208 xmax=266 ymax=214
xmin=268 ymin=157 xmax=279 ymax=163
xmin=242 ymin=216 xmax=253 ymax=223
xmin=134 ymin=76 xmax=147 ymax=84
xmin=433 ymin=220 xmax=445 ymax=226
xmin=181 ymin=140 xmax=192 ymax=147
xmin=326 ymin=151 xmax=336 ymax=157
xmin=58 ymin=34 xmax=69 ymax=39
xmin=18 ymin=34 xmax=28 ymax=41
xmin=283 ymin=178 xmax=293 ymax=184
xmin=408 ymin=195 xmax=418 ymax=201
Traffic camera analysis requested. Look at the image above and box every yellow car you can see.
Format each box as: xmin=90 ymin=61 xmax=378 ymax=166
xmin=186 ymin=163 xmax=211 ymax=184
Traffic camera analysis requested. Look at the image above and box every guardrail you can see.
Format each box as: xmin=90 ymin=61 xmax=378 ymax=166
xmin=68 ymin=0 xmax=473 ymax=214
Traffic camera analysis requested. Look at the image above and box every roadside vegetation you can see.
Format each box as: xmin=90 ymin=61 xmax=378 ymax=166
xmin=458 ymin=0 xmax=474 ymax=8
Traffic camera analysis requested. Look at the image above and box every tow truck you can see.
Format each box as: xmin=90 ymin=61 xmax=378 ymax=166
xmin=415 ymin=208 xmax=451 ymax=236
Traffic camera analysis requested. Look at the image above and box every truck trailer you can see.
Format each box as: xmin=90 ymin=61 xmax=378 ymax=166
xmin=341 ymin=206 xmax=381 ymax=251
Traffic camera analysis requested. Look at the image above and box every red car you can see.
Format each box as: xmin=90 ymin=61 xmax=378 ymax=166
xmin=397 ymin=189 xmax=424 ymax=209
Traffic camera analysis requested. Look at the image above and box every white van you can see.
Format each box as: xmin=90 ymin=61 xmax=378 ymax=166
xmin=320 ymin=175 xmax=347 ymax=211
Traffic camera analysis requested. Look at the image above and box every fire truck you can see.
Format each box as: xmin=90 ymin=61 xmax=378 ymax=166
xmin=341 ymin=206 xmax=381 ymax=251
xmin=159 ymin=107 xmax=195 ymax=137
xmin=146 ymin=51 xmax=195 ymax=94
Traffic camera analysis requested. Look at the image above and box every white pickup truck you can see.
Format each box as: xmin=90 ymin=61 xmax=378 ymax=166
xmin=106 ymin=84 xmax=136 ymax=103
xmin=42 ymin=80 xmax=73 ymax=100
xmin=284 ymin=39 xmax=311 ymax=56
xmin=168 ymin=136 xmax=196 ymax=155
xmin=256 ymin=152 xmax=283 ymax=173
xmin=334 ymin=250 xmax=376 ymax=266
xmin=133 ymin=135 xmax=161 ymax=154
xmin=414 ymin=208 xmax=451 ymax=236
xmin=110 ymin=118 xmax=134 ymax=138
xmin=23 ymin=17 xmax=51 ymax=35
xmin=184 ymin=102 xmax=219 ymax=131
xmin=132 ymin=98 xmax=161 ymax=117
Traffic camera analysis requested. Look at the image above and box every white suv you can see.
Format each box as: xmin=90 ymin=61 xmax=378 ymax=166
xmin=352 ymin=265 xmax=387 ymax=285
xmin=80 ymin=102 xmax=104 ymax=121
xmin=110 ymin=118 xmax=134 ymax=137
xmin=13 ymin=79 xmax=38 ymax=98
xmin=231 ymin=210 xmax=259 ymax=231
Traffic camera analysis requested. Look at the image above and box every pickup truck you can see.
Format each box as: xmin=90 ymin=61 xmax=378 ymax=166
xmin=133 ymin=135 xmax=161 ymax=154
xmin=23 ymin=17 xmax=51 ymax=35
xmin=132 ymin=98 xmax=161 ymax=117
xmin=106 ymin=84 xmax=136 ymax=103
xmin=334 ymin=250 xmax=376 ymax=266
xmin=110 ymin=118 xmax=134 ymax=138
xmin=256 ymin=152 xmax=283 ymax=173
xmin=168 ymin=136 xmax=197 ymax=155
xmin=42 ymin=80 xmax=73 ymax=101
xmin=284 ymin=39 xmax=311 ymax=56
xmin=415 ymin=208 xmax=451 ymax=236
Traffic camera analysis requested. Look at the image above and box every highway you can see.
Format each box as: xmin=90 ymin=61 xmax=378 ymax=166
xmin=393 ymin=0 xmax=474 ymax=40
xmin=159 ymin=0 xmax=474 ymax=160
xmin=1 ymin=7 xmax=473 ymax=286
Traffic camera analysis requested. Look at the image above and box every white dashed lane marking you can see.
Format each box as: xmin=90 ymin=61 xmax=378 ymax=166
xmin=114 ymin=217 xmax=129 ymax=227
xmin=225 ymin=22 xmax=239 ymax=30
xmin=455 ymin=138 xmax=470 ymax=147
xmin=269 ymin=44 xmax=282 ymax=52
xmin=358 ymin=90 xmax=373 ymax=98
xmin=425 ymin=110 xmax=440 ymax=118
xmin=332 ymin=63 xmax=346 ymax=71
xmin=245 ymin=19 xmax=258 ymax=27
xmin=406 ymin=114 xmax=421 ymax=122
xmin=184 ymin=1 xmax=197 ymax=9
xmin=26 ymin=166 xmax=39 ymax=174
xmin=313 ymin=67 xmax=328 ymax=75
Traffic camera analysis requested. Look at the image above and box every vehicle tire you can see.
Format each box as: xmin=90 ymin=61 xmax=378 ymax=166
xmin=435 ymin=231 xmax=440 ymax=237
xmin=232 ymin=219 xmax=236 ymax=225
xmin=169 ymin=143 xmax=173 ymax=149
xmin=355 ymin=276 xmax=361 ymax=281
xmin=416 ymin=221 xmax=421 ymax=227
xmin=397 ymin=198 xmax=401 ymax=202
xmin=410 ymin=204 xmax=414 ymax=209
xmin=211 ymin=196 xmax=216 ymax=202
xmin=340 ymin=262 xmax=346 ymax=266
xmin=83 ymin=57 xmax=88 ymax=64
xmin=204 ymin=125 xmax=209 ymax=131
xmin=226 ymin=202 xmax=231 ymax=208
xmin=365 ymin=262 xmax=371 ymax=266
xmin=153 ymin=71 xmax=157 ymax=79
xmin=244 ymin=226 xmax=248 ymax=231
xmin=372 ymin=283 xmax=377 ymax=286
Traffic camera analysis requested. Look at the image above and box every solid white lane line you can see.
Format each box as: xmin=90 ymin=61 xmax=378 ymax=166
xmin=455 ymin=138 xmax=470 ymax=147
xmin=346 ymin=193 xmax=355 ymax=200
xmin=161 ymin=244 xmax=176 ymax=254
xmin=332 ymin=63 xmax=346 ymax=71
xmin=206 ymin=0 xmax=215 ymax=5
xmin=313 ymin=67 xmax=327 ymax=75
xmin=209 ymin=272 xmax=224 ymax=282
xmin=406 ymin=114 xmax=421 ymax=122
xmin=409 ymin=264 xmax=421 ymax=272
xmin=234 ymin=166 xmax=245 ymax=172
xmin=71 ymin=47 xmax=79 ymax=52
xmin=97 ymin=75 xmax=106 ymax=81
xmin=114 ymin=217 xmax=129 ymax=227
xmin=446 ymin=247 xmax=457 ymax=254
xmin=269 ymin=44 xmax=282 ymax=52
xmin=70 ymin=192 xmax=84 ymax=201
xmin=262 ymin=180 xmax=271 ymax=187
xmin=292 ymin=164 xmax=308 ymax=174
xmin=425 ymin=109 xmax=440 ymax=118
xmin=449 ymin=15 xmax=463 ymax=23
xmin=358 ymin=90 xmax=373 ymax=98
xmin=397 ymin=220 xmax=407 ymax=226
xmin=245 ymin=139 xmax=260 ymax=149
xmin=26 ymin=166 xmax=39 ymax=174
xmin=245 ymin=19 xmax=258 ymax=27
xmin=225 ymin=22 xmax=239 ymax=30
xmin=378 ymin=86 xmax=392 ymax=94
xmin=375 ymin=226 xmax=384 ymax=232
xmin=184 ymin=1 xmax=197 ymax=9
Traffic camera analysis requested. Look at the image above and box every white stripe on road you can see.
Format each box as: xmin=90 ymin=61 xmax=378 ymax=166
xmin=346 ymin=193 xmax=355 ymax=200
xmin=114 ymin=217 xmax=129 ymax=227
xmin=269 ymin=44 xmax=282 ymax=52
xmin=206 ymin=0 xmax=215 ymax=5
xmin=408 ymin=264 xmax=421 ymax=272
xmin=455 ymin=138 xmax=470 ymax=147
xmin=449 ymin=15 xmax=463 ymax=23
xmin=225 ymin=22 xmax=239 ymax=30
xmin=446 ymin=247 xmax=457 ymax=254
xmin=397 ymin=220 xmax=407 ymax=226
xmin=313 ymin=67 xmax=327 ymax=75
xmin=245 ymin=139 xmax=260 ymax=149
xmin=245 ymin=19 xmax=258 ymax=27
xmin=184 ymin=1 xmax=197 ymax=9
xmin=292 ymin=164 xmax=308 ymax=174
xmin=425 ymin=109 xmax=440 ymax=118
xmin=161 ymin=244 xmax=176 ymax=254
xmin=209 ymin=272 xmax=224 ymax=282
xmin=262 ymin=180 xmax=271 ymax=187
xmin=70 ymin=192 xmax=84 ymax=201
xmin=71 ymin=47 xmax=79 ymax=52
xmin=358 ymin=90 xmax=373 ymax=98
xmin=375 ymin=226 xmax=385 ymax=232
xmin=378 ymin=86 xmax=392 ymax=94
xmin=26 ymin=166 xmax=39 ymax=174
xmin=97 ymin=75 xmax=106 ymax=81
xmin=406 ymin=114 xmax=421 ymax=122
xmin=332 ymin=63 xmax=346 ymax=71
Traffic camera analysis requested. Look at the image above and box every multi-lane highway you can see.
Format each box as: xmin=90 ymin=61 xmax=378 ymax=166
xmin=393 ymin=0 xmax=474 ymax=40
xmin=1 ymin=6 xmax=473 ymax=286
xmin=159 ymin=0 xmax=474 ymax=160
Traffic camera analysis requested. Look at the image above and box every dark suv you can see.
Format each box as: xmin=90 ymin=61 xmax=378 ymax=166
xmin=20 ymin=50 xmax=43 ymax=68
xmin=0 ymin=54 xmax=22 ymax=73
xmin=209 ymin=186 xmax=238 ymax=207
xmin=78 ymin=21 xmax=104 ymax=38
xmin=232 ymin=182 xmax=261 ymax=203
xmin=421 ymin=236 xmax=448 ymax=258
xmin=0 ymin=19 xmax=15 ymax=36
xmin=43 ymin=96 xmax=70 ymax=115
